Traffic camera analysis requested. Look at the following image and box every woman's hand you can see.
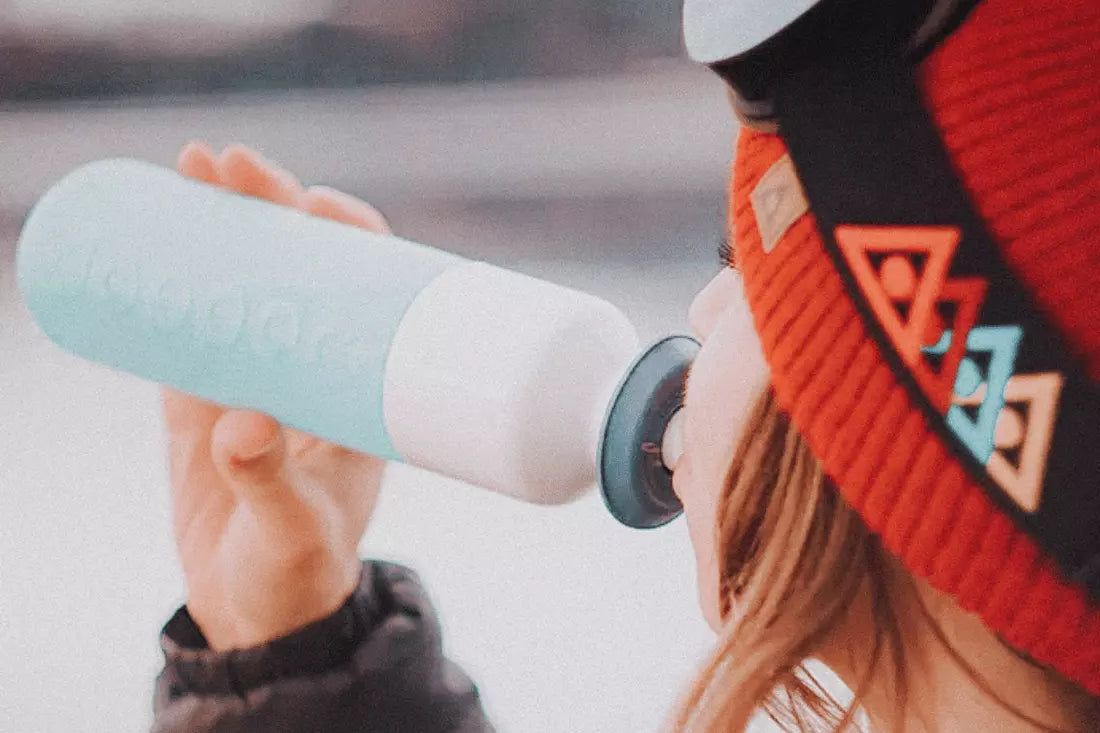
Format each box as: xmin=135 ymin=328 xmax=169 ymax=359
xmin=164 ymin=142 xmax=391 ymax=651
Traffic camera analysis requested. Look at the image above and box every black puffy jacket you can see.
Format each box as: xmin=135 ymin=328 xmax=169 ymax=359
xmin=152 ymin=562 xmax=493 ymax=733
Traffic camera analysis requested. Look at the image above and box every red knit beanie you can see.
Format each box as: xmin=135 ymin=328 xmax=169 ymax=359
xmin=731 ymin=0 xmax=1100 ymax=693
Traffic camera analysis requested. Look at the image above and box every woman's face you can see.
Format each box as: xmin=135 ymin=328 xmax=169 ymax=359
xmin=674 ymin=265 xmax=769 ymax=630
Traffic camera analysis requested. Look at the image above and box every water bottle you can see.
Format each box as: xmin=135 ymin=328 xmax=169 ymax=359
xmin=16 ymin=159 xmax=697 ymax=528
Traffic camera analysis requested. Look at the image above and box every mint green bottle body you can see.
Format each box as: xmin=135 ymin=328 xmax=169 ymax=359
xmin=18 ymin=160 xmax=690 ymax=512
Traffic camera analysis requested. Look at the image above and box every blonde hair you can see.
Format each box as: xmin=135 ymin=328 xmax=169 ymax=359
xmin=674 ymin=389 xmax=1100 ymax=732
xmin=675 ymin=388 xmax=905 ymax=732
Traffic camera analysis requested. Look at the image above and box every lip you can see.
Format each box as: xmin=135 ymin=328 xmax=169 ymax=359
xmin=670 ymin=455 xmax=690 ymax=503
xmin=661 ymin=407 xmax=686 ymax=472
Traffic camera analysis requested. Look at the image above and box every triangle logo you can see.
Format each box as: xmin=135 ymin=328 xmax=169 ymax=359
xmin=752 ymin=154 xmax=810 ymax=254
xmin=758 ymin=186 xmax=786 ymax=222
xmin=836 ymin=225 xmax=966 ymax=407
xmin=986 ymin=372 xmax=1063 ymax=513
xmin=942 ymin=325 xmax=1024 ymax=465
xmin=919 ymin=277 xmax=988 ymax=410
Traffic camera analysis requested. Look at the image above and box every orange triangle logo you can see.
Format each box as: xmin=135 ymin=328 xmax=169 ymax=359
xmin=986 ymin=372 xmax=1063 ymax=514
xmin=836 ymin=225 xmax=976 ymax=409
xmin=920 ymin=277 xmax=987 ymax=410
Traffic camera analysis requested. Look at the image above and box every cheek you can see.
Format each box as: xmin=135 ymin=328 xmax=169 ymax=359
xmin=677 ymin=347 xmax=738 ymax=631
xmin=679 ymin=465 xmax=724 ymax=630
xmin=675 ymin=295 xmax=769 ymax=631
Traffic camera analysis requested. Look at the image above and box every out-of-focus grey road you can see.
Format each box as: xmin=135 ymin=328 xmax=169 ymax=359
xmin=0 ymin=65 xmax=799 ymax=733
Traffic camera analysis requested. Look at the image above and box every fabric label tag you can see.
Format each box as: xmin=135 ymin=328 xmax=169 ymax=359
xmin=751 ymin=153 xmax=810 ymax=254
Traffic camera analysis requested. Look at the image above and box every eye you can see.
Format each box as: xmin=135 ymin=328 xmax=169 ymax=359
xmin=717 ymin=237 xmax=737 ymax=269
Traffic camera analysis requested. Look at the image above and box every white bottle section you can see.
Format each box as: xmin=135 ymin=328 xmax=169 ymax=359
xmin=383 ymin=260 xmax=641 ymax=504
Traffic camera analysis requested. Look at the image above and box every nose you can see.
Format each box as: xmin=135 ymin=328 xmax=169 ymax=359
xmin=688 ymin=268 xmax=741 ymax=342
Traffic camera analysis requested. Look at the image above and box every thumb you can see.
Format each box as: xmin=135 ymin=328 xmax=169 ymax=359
xmin=210 ymin=411 xmax=311 ymax=529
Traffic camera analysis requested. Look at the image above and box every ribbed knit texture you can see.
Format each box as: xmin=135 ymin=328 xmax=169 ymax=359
xmin=732 ymin=0 xmax=1100 ymax=694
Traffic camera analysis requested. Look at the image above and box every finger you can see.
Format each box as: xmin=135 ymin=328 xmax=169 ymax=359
xmin=279 ymin=425 xmax=383 ymax=555
xmin=216 ymin=145 xmax=303 ymax=207
xmin=210 ymin=410 xmax=317 ymax=531
xmin=283 ymin=426 xmax=329 ymax=460
xmin=162 ymin=387 xmax=224 ymax=439
xmin=276 ymin=419 xmax=378 ymax=465
xmin=301 ymin=186 xmax=392 ymax=233
xmin=177 ymin=141 xmax=220 ymax=185
xmin=162 ymin=388 xmax=232 ymax=532
xmin=212 ymin=409 xmax=285 ymax=481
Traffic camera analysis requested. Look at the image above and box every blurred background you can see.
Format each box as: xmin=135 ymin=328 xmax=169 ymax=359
xmin=0 ymin=2 xmax=747 ymax=731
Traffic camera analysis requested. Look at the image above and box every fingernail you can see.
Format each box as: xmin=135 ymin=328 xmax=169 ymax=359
xmin=234 ymin=438 xmax=277 ymax=465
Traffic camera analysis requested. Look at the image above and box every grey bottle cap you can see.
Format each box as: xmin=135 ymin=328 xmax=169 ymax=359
xmin=598 ymin=335 xmax=700 ymax=529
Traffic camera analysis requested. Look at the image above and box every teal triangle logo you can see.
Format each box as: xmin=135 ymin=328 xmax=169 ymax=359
xmin=925 ymin=325 xmax=1023 ymax=463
